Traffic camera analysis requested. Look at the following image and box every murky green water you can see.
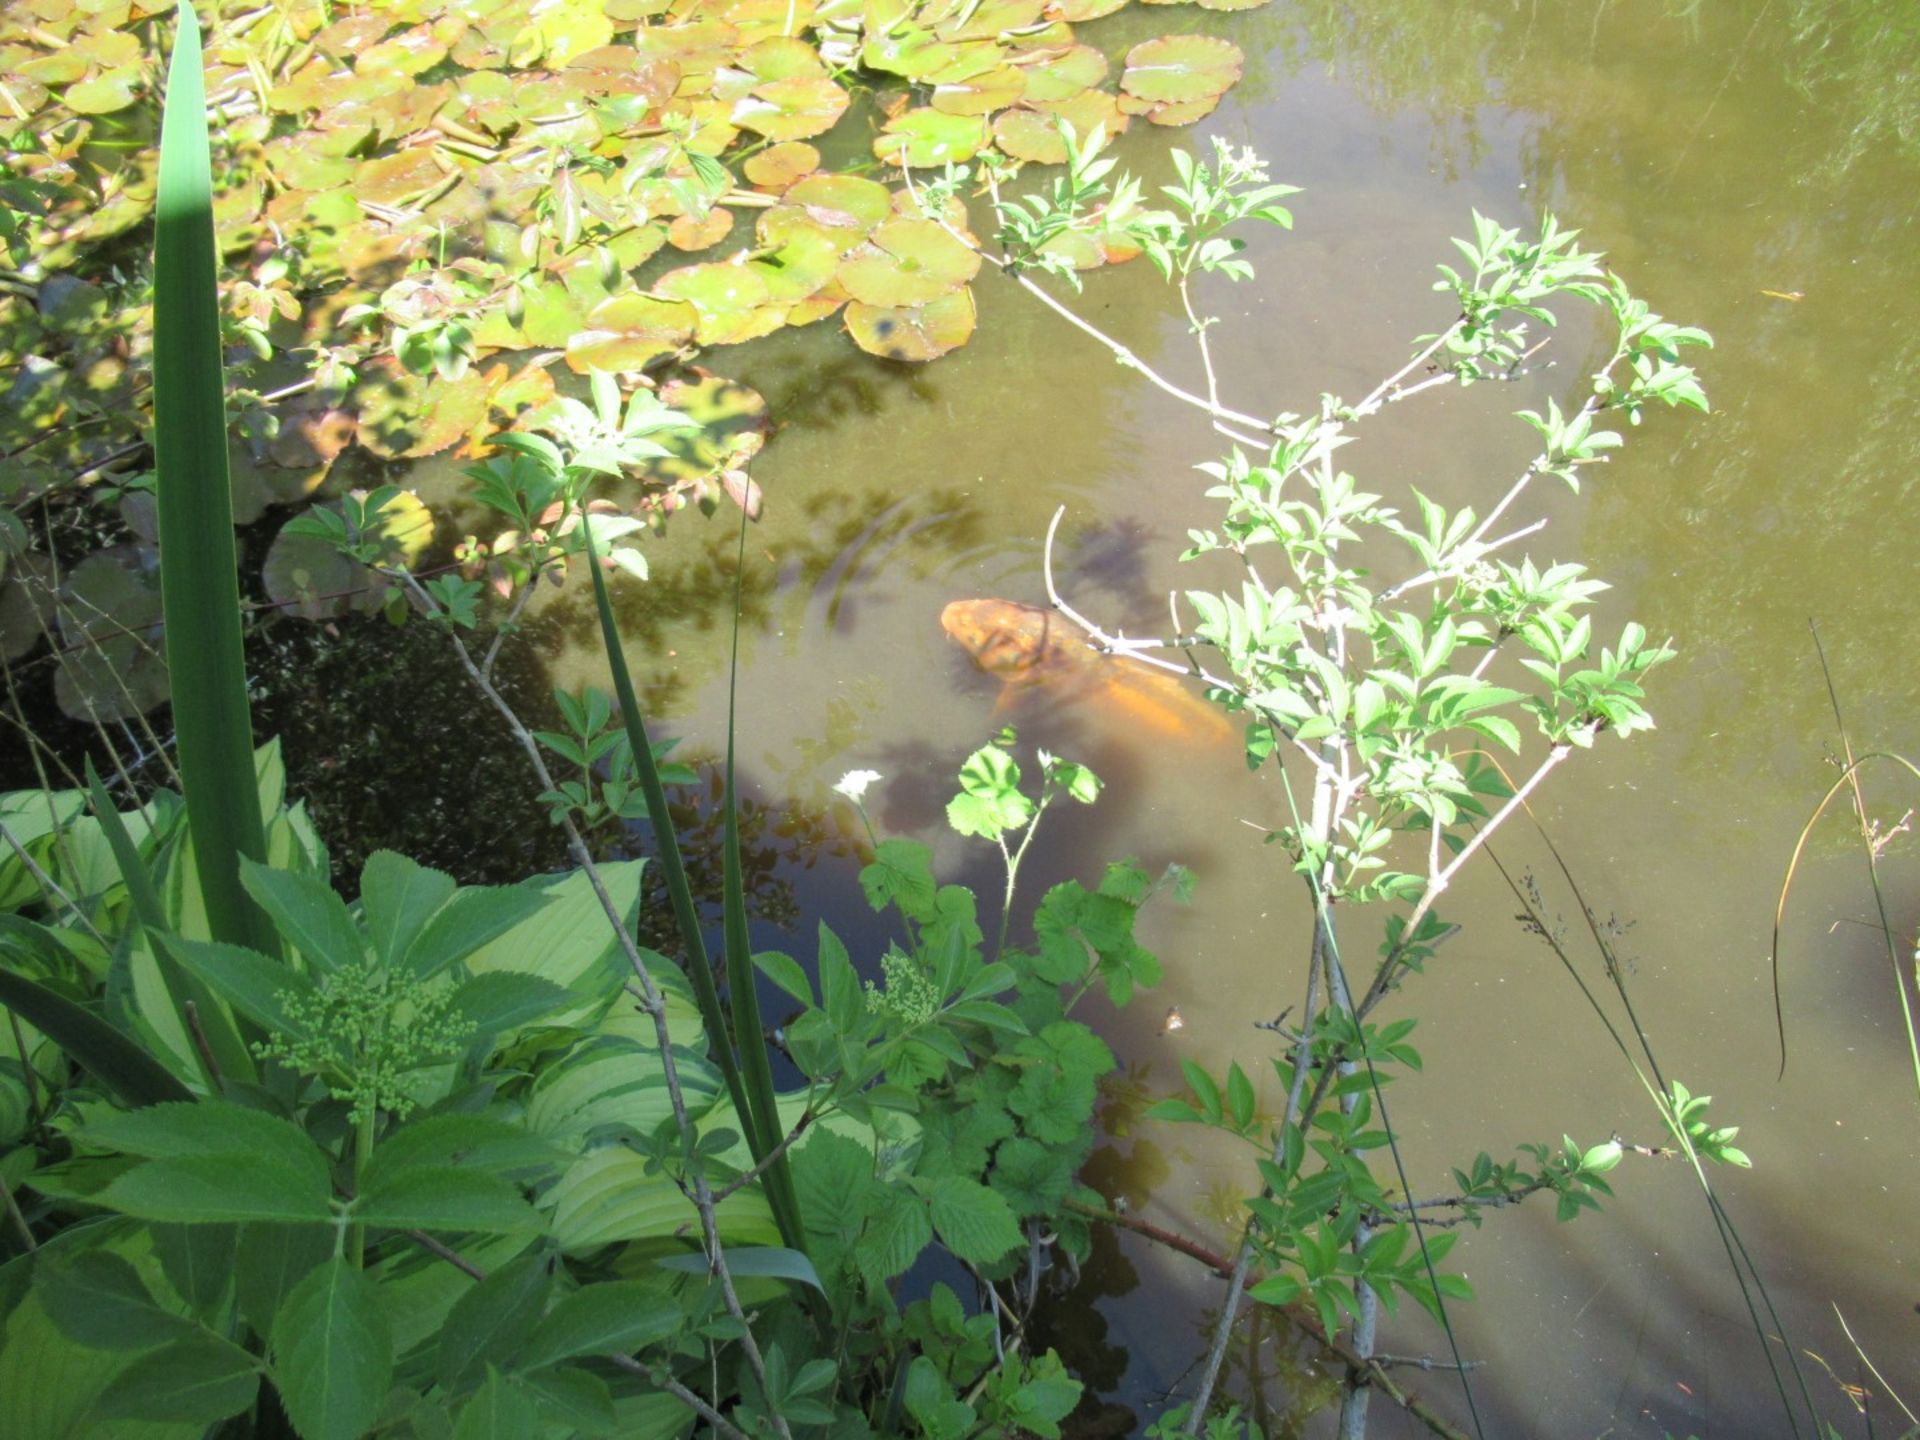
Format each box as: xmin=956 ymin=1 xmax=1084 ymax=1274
xmin=411 ymin=2 xmax=1920 ymax=1432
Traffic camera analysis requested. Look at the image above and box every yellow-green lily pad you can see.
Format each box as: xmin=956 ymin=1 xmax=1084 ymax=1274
xmin=64 ymin=66 xmax=141 ymax=115
xmin=1017 ymin=43 xmax=1108 ymax=103
xmin=565 ymin=292 xmax=698 ymax=373
xmin=1118 ymin=34 xmax=1243 ymax=104
xmin=837 ymin=219 xmax=981 ymax=307
xmin=845 ymin=288 xmax=977 ymax=362
xmin=873 ymin=108 xmax=988 ymax=168
xmin=732 ymin=74 xmax=851 ymax=141
xmin=653 ymin=262 xmax=784 ymax=346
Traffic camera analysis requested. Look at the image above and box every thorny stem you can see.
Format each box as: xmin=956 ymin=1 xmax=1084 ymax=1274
xmin=394 ymin=569 xmax=792 ymax=1439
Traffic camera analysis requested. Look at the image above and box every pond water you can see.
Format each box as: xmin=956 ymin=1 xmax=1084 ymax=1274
xmin=411 ymin=1 xmax=1920 ymax=1433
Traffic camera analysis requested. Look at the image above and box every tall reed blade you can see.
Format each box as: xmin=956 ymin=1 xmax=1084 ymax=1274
xmin=578 ymin=521 xmax=754 ymax=1138
xmin=582 ymin=514 xmax=807 ymax=1263
xmin=154 ymin=1 xmax=275 ymax=955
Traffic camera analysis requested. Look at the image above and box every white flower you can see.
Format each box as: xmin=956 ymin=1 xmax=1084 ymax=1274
xmin=833 ymin=769 xmax=882 ymax=802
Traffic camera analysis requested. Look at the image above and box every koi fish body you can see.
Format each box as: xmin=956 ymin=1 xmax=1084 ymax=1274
xmin=940 ymin=599 xmax=1233 ymax=745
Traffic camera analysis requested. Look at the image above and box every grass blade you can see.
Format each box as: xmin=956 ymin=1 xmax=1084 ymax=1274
xmin=83 ymin=759 xmax=252 ymax=1089
xmin=154 ymin=0 xmax=275 ymax=956
xmin=0 ymin=921 xmax=193 ymax=1106
xmin=577 ymin=520 xmax=752 ymax=1135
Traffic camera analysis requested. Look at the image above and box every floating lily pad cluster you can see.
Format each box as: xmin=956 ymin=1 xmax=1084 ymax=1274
xmin=0 ymin=0 xmax=1260 ymax=714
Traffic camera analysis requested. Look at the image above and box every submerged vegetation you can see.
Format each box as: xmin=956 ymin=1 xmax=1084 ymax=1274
xmin=0 ymin=0 xmax=1914 ymax=1437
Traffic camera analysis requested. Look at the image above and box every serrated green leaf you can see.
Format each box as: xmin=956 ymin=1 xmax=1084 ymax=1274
xmin=359 ymin=851 xmax=457 ymax=969
xmin=351 ymin=1168 xmax=540 ymax=1234
xmin=437 ymin=1253 xmax=553 ymax=1390
xmin=240 ymin=857 xmax=363 ymax=973
xmin=453 ymin=1368 xmax=538 ymax=1439
xmin=405 ymin=883 xmax=554 ymax=979
xmin=35 ymin=1248 xmax=193 ymax=1350
xmin=273 ymin=1258 xmax=392 ymax=1440
xmin=517 ymin=1281 xmax=682 ymax=1369
xmin=926 ymin=1176 xmax=1022 ymax=1264
xmin=89 ymin=1331 xmax=260 ymax=1423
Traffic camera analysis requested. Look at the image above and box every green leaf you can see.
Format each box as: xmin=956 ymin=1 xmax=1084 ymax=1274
xmin=517 ymin=1281 xmax=682 ymax=1369
xmin=453 ymin=1369 xmax=538 ymax=1440
xmin=359 ymin=1114 xmax=564 ymax=1196
xmin=359 ymin=850 xmax=456 ymax=969
xmin=654 ymin=1246 xmax=825 ymax=1295
xmin=154 ymin=0 xmax=278 ymax=958
xmin=753 ymin=950 xmax=814 ymax=1009
xmin=0 ymin=938 xmax=193 ymax=1106
xmin=1181 ymin=1059 xmax=1222 ymax=1124
xmin=151 ymin=1222 xmax=237 ymax=1314
xmin=235 ymin=1222 xmax=331 ymax=1335
xmin=85 ymin=1100 xmax=331 ymax=1185
xmin=860 ymin=839 xmax=937 ymax=920
xmin=523 ymin=1367 xmax=617 ymax=1435
xmin=272 ymin=1258 xmax=393 ymax=1440
xmin=351 ymin=1168 xmax=541 ymax=1234
xmin=437 ymin=1253 xmax=553 ymax=1391
xmin=159 ymin=934 xmax=324 ymax=1042
xmin=449 ymin=971 xmax=572 ymax=1034
xmin=857 ymin=1186 xmax=932 ymax=1286
xmin=35 ymin=1249 xmax=194 ymax=1350
xmin=1226 ymin=1062 xmax=1256 ymax=1132
xmin=89 ymin=1331 xmax=260 ymax=1423
xmin=1248 ymin=1272 xmax=1302 ymax=1307
xmin=98 ymin=1155 xmax=335 ymax=1224
xmin=925 ymin=1176 xmax=1022 ymax=1264
xmin=405 ymin=884 xmax=554 ymax=979
xmin=240 ymin=858 xmax=363 ymax=973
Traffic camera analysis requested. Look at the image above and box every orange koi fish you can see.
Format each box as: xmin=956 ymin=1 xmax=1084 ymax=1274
xmin=940 ymin=598 xmax=1234 ymax=745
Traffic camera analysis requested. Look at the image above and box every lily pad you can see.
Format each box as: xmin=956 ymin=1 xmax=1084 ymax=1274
xmin=931 ymin=63 xmax=1026 ymax=116
xmin=630 ymin=372 xmax=771 ymax=510
xmin=353 ymin=358 xmax=494 ymax=459
xmin=1017 ymin=43 xmax=1109 ymax=103
xmin=509 ymin=0 xmax=616 ymax=67
xmin=263 ymin=491 xmax=435 ymax=622
xmin=1044 ymin=0 xmax=1128 ymax=19
xmin=53 ymin=546 xmax=168 ymax=721
xmin=743 ymin=141 xmax=820 ymax=189
xmin=653 ymin=263 xmax=784 ymax=346
xmin=1118 ymin=34 xmax=1243 ymax=104
xmin=565 ymin=292 xmax=698 ymax=373
xmin=732 ymin=74 xmax=851 ymax=141
xmin=64 ymin=66 xmax=141 ymax=115
xmin=845 ymin=288 xmax=977 ymax=362
xmin=873 ymin=108 xmax=989 ymax=168
xmin=837 ymin=219 xmax=981 ymax=307
xmin=668 ymin=206 xmax=736 ymax=251
xmin=748 ymin=224 xmax=845 ymax=301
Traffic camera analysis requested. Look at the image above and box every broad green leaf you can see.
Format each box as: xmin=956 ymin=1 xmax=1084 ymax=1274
xmin=405 ymin=884 xmax=554 ymax=979
xmin=235 ymin=1222 xmax=331 ymax=1336
xmin=273 ymin=1258 xmax=392 ymax=1440
xmin=516 ymin=1281 xmax=682 ymax=1369
xmin=85 ymin=1100 xmax=330 ymax=1186
xmin=240 ymin=858 xmax=363 ymax=973
xmin=436 ymin=1254 xmax=553 ymax=1391
xmin=358 ymin=850 xmax=456 ymax=969
xmin=159 ymin=934 xmax=324 ymax=1042
xmin=99 ymin=1156 xmax=334 ymax=1224
xmin=925 ymin=1176 xmax=1022 ymax=1264
xmin=35 ymin=1249 xmax=193 ymax=1350
xmin=449 ymin=971 xmax=572 ymax=1034
xmin=351 ymin=1168 xmax=541 ymax=1234
xmin=151 ymin=1222 xmax=237 ymax=1315
xmin=525 ymin=1367 xmax=618 ymax=1435
xmin=89 ymin=1331 xmax=261 ymax=1423
xmin=359 ymin=1114 xmax=565 ymax=1196
xmin=453 ymin=1369 xmax=538 ymax=1439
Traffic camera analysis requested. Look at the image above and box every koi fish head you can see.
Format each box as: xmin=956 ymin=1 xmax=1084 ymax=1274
xmin=940 ymin=599 xmax=1058 ymax=679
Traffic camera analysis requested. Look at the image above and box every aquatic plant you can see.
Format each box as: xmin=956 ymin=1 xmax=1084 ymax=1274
xmin=951 ymin=132 xmax=1822 ymax=1436
xmin=0 ymin=0 xmax=1271 ymax=723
